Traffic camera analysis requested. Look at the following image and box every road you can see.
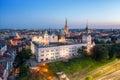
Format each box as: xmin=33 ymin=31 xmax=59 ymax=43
xmin=97 ymin=69 xmax=120 ymax=80
xmin=79 ymin=59 xmax=120 ymax=80
xmin=94 ymin=60 xmax=120 ymax=80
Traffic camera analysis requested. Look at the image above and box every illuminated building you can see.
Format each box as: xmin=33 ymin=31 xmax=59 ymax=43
xmin=82 ymin=23 xmax=92 ymax=45
xmin=31 ymin=22 xmax=95 ymax=62
xmin=31 ymin=31 xmax=95 ymax=62
xmin=10 ymin=32 xmax=21 ymax=46
xmin=31 ymin=31 xmax=58 ymax=53
xmin=33 ymin=41 xmax=87 ymax=62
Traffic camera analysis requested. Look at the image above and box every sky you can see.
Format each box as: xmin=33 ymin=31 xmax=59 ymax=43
xmin=0 ymin=0 xmax=120 ymax=29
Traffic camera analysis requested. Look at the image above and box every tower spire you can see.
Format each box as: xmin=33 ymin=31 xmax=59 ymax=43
xmin=64 ymin=18 xmax=69 ymax=35
xmin=85 ymin=20 xmax=88 ymax=34
xmin=86 ymin=20 xmax=88 ymax=29
xmin=65 ymin=18 xmax=67 ymax=26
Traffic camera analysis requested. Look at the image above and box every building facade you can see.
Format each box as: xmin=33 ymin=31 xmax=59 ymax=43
xmin=0 ymin=44 xmax=7 ymax=56
xmin=31 ymin=33 xmax=93 ymax=62
xmin=31 ymin=32 xmax=58 ymax=53
xmin=33 ymin=42 xmax=87 ymax=62
xmin=31 ymin=21 xmax=95 ymax=62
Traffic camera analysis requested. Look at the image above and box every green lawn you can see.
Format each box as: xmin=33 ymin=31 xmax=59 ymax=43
xmin=47 ymin=57 xmax=109 ymax=75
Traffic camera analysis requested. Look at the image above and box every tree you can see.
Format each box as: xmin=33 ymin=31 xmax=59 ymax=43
xmin=13 ymin=48 xmax=33 ymax=70
xmin=19 ymin=48 xmax=33 ymax=60
xmin=92 ymin=45 xmax=109 ymax=62
xmin=14 ymin=48 xmax=33 ymax=80
xmin=110 ymin=44 xmax=120 ymax=58
xmin=94 ymin=39 xmax=100 ymax=44
xmin=109 ymin=51 xmax=117 ymax=60
xmin=106 ymin=40 xmax=111 ymax=44
xmin=111 ymin=36 xmax=117 ymax=44
xmin=99 ymin=40 xmax=106 ymax=44
xmin=77 ymin=46 xmax=87 ymax=57
xmin=19 ymin=62 xmax=29 ymax=76
xmin=86 ymin=76 xmax=93 ymax=80
xmin=94 ymin=39 xmax=106 ymax=44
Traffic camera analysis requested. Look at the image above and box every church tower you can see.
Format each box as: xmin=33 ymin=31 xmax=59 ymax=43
xmin=85 ymin=21 xmax=89 ymax=35
xmin=64 ymin=19 xmax=69 ymax=34
xmin=82 ymin=21 xmax=91 ymax=44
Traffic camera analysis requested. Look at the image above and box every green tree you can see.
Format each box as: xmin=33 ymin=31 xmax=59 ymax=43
xmin=94 ymin=39 xmax=106 ymax=44
xmin=19 ymin=62 xmax=29 ymax=76
xmin=19 ymin=48 xmax=33 ymax=60
xmin=15 ymin=48 xmax=33 ymax=80
xmin=86 ymin=76 xmax=93 ymax=80
xmin=92 ymin=45 xmax=109 ymax=62
xmin=77 ymin=46 xmax=87 ymax=57
xmin=106 ymin=40 xmax=111 ymax=44
xmin=111 ymin=37 xmax=117 ymax=44
xmin=100 ymin=40 xmax=106 ymax=44
xmin=94 ymin=39 xmax=100 ymax=44
xmin=111 ymin=44 xmax=120 ymax=58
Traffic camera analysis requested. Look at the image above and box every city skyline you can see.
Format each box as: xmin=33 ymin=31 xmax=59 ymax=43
xmin=0 ymin=0 xmax=120 ymax=29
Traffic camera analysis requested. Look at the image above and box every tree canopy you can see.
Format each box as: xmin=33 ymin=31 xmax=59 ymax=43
xmin=19 ymin=48 xmax=33 ymax=60
xmin=77 ymin=46 xmax=87 ymax=57
xmin=92 ymin=45 xmax=109 ymax=62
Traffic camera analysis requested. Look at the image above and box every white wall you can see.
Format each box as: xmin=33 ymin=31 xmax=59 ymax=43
xmin=35 ymin=43 xmax=87 ymax=62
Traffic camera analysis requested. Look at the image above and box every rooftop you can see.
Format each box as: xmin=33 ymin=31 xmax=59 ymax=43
xmin=0 ymin=43 xmax=6 ymax=50
xmin=33 ymin=41 xmax=86 ymax=48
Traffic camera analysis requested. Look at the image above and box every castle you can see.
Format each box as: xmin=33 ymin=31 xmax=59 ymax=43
xmin=31 ymin=20 xmax=95 ymax=62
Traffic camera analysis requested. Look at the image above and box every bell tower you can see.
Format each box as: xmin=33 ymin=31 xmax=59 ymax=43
xmin=64 ymin=19 xmax=69 ymax=34
xmin=85 ymin=21 xmax=88 ymax=35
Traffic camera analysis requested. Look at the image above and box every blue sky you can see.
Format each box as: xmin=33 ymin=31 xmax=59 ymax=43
xmin=0 ymin=0 xmax=120 ymax=29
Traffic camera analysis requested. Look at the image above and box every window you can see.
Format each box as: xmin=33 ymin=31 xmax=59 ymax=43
xmin=56 ymin=49 xmax=58 ymax=51
xmin=51 ymin=57 xmax=54 ymax=59
xmin=56 ymin=52 xmax=59 ymax=54
xmin=41 ymin=51 xmax=44 ymax=53
xmin=41 ymin=54 xmax=44 ymax=56
xmin=46 ymin=50 xmax=49 ymax=52
xmin=41 ymin=59 xmax=43 ymax=61
xmin=72 ymin=54 xmax=75 ymax=56
xmin=51 ymin=49 xmax=54 ymax=52
xmin=46 ymin=58 xmax=48 ymax=60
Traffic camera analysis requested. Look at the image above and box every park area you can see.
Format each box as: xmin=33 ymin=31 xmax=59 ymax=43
xmin=47 ymin=56 xmax=116 ymax=80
